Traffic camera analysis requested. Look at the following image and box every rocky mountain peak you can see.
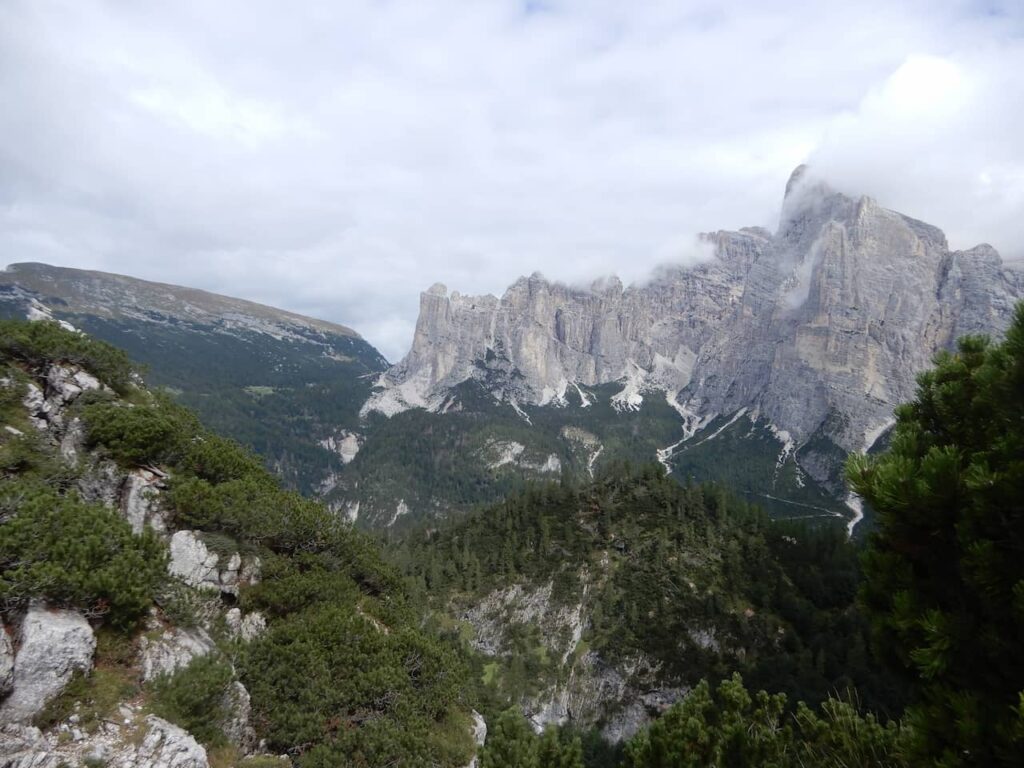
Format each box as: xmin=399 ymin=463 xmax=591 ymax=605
xmin=362 ymin=171 xmax=1023 ymax=497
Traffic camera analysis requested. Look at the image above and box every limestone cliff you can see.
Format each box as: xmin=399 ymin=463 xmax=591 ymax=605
xmin=365 ymin=168 xmax=1023 ymax=492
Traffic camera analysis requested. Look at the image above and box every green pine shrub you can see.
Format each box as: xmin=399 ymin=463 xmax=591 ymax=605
xmin=0 ymin=480 xmax=166 ymax=628
xmin=0 ymin=319 xmax=135 ymax=393
xmin=149 ymin=654 xmax=235 ymax=747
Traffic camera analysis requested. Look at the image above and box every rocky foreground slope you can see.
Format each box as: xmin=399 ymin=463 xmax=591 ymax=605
xmin=0 ymin=321 xmax=482 ymax=767
xmin=364 ymin=167 xmax=1022 ymax=515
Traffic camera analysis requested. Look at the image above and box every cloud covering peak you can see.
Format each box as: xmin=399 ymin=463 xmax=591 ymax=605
xmin=1 ymin=0 xmax=1022 ymax=359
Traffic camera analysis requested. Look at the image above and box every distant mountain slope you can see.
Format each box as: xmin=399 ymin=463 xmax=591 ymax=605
xmin=0 ymin=263 xmax=388 ymax=493
xmin=348 ymin=168 xmax=1022 ymax=530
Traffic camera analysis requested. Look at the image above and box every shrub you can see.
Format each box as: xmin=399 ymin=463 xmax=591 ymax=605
xmin=82 ymin=394 xmax=200 ymax=466
xmin=0 ymin=319 xmax=135 ymax=393
xmin=0 ymin=481 xmax=166 ymax=627
xmin=149 ymin=654 xmax=234 ymax=747
xmin=241 ymin=605 xmax=473 ymax=766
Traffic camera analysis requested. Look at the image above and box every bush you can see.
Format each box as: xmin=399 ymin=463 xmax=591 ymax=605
xmin=0 ymin=319 xmax=135 ymax=393
xmin=82 ymin=394 xmax=200 ymax=466
xmin=178 ymin=434 xmax=273 ymax=486
xmin=622 ymin=674 xmax=906 ymax=768
xmin=241 ymin=605 xmax=473 ymax=766
xmin=0 ymin=481 xmax=166 ymax=627
xmin=149 ymin=654 xmax=235 ymax=747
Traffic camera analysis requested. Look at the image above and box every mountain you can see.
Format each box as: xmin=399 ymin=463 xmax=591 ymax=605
xmin=0 ymin=263 xmax=388 ymax=493
xmin=348 ymin=167 xmax=1022 ymax=529
xmin=0 ymin=319 xmax=481 ymax=766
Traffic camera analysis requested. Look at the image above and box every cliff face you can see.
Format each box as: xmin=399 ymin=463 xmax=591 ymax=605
xmin=365 ymin=168 xmax=1023 ymax=487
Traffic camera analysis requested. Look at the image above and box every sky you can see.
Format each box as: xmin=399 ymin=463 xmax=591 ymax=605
xmin=1 ymin=1 xmax=1022 ymax=361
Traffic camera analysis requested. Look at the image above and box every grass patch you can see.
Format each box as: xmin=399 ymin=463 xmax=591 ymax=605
xmin=481 ymin=661 xmax=500 ymax=686
xmin=33 ymin=665 xmax=139 ymax=732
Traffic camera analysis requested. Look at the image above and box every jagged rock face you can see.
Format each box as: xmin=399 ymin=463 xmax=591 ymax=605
xmin=167 ymin=531 xmax=259 ymax=596
xmin=224 ymin=608 xmax=267 ymax=643
xmin=138 ymin=626 xmax=216 ymax=682
xmin=0 ymin=607 xmax=96 ymax=724
xmin=221 ymin=681 xmax=257 ymax=754
xmin=0 ymin=621 xmax=13 ymax=699
xmin=0 ymin=715 xmax=210 ymax=768
xmin=366 ymin=169 xmax=1023 ymax=484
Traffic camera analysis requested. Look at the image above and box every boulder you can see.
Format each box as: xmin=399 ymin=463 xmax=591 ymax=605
xmin=112 ymin=716 xmax=208 ymax=768
xmin=138 ymin=627 xmax=216 ymax=682
xmin=59 ymin=416 xmax=85 ymax=464
xmin=168 ymin=532 xmax=258 ymax=596
xmin=0 ymin=713 xmax=208 ymax=768
xmin=221 ymin=681 xmax=256 ymax=753
xmin=122 ymin=469 xmax=169 ymax=535
xmin=0 ymin=607 xmax=96 ymax=724
xmin=21 ymin=383 xmax=48 ymax=430
xmin=224 ymin=609 xmax=267 ymax=643
xmin=0 ymin=621 xmax=13 ymax=698
xmin=464 ymin=709 xmax=488 ymax=768
xmin=76 ymin=459 xmax=127 ymax=509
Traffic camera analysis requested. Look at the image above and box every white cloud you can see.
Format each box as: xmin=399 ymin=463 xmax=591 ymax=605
xmin=0 ymin=0 xmax=1021 ymax=359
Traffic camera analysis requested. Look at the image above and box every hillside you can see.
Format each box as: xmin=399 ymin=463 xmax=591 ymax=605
xmin=0 ymin=319 xmax=479 ymax=767
xmin=0 ymin=263 xmax=388 ymax=494
xmin=393 ymin=465 xmax=907 ymax=745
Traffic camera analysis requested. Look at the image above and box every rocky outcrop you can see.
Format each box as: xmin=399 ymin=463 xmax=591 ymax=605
xmin=138 ymin=626 xmax=216 ymax=682
xmin=0 ymin=715 xmax=210 ymax=768
xmin=221 ymin=681 xmax=256 ymax=753
xmin=225 ymin=608 xmax=267 ymax=643
xmin=167 ymin=531 xmax=259 ymax=596
xmin=465 ymin=710 xmax=487 ymax=768
xmin=119 ymin=716 xmax=209 ymax=768
xmin=0 ymin=622 xmax=13 ymax=699
xmin=366 ymin=168 xmax=1023 ymax=492
xmin=122 ymin=468 xmax=170 ymax=535
xmin=23 ymin=365 xmax=104 ymax=433
xmin=0 ymin=607 xmax=96 ymax=724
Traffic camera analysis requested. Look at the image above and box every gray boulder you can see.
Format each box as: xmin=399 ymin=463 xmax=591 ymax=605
xmin=221 ymin=681 xmax=256 ymax=753
xmin=168 ymin=531 xmax=258 ymax=596
xmin=112 ymin=715 xmax=209 ymax=768
xmin=122 ymin=468 xmax=169 ymax=535
xmin=0 ymin=621 xmax=13 ymax=698
xmin=0 ymin=607 xmax=96 ymax=724
xmin=225 ymin=608 xmax=267 ymax=643
xmin=138 ymin=627 xmax=216 ymax=682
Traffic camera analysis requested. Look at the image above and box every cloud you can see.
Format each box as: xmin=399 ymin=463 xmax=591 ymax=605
xmin=0 ymin=0 xmax=1021 ymax=359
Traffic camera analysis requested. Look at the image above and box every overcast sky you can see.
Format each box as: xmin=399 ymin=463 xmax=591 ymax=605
xmin=1 ymin=1 xmax=1022 ymax=360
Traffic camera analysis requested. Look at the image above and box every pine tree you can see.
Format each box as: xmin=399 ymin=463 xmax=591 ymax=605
xmin=847 ymin=303 xmax=1024 ymax=766
xmin=479 ymin=709 xmax=539 ymax=768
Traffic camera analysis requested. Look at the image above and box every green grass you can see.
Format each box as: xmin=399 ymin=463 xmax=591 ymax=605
xmin=482 ymin=662 xmax=500 ymax=686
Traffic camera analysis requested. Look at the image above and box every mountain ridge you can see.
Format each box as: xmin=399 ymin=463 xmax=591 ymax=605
xmin=1 ymin=261 xmax=368 ymax=344
xmin=359 ymin=168 xmax=1023 ymax=509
